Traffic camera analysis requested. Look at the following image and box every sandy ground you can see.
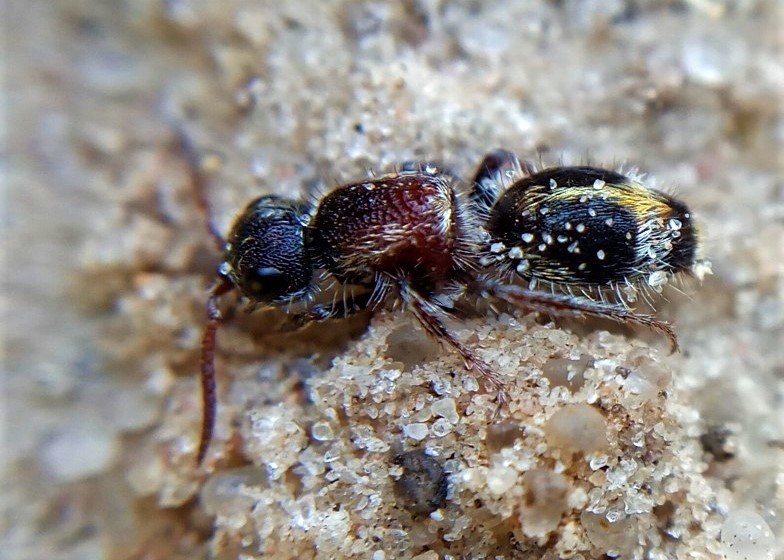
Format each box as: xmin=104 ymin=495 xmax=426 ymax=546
xmin=3 ymin=1 xmax=783 ymax=559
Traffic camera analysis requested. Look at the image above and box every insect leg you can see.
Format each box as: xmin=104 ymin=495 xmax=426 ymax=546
xmin=282 ymin=289 xmax=376 ymax=330
xmin=398 ymin=278 xmax=506 ymax=402
xmin=478 ymin=279 xmax=679 ymax=352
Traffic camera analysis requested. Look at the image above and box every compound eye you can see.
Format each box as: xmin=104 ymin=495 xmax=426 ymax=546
xmin=242 ymin=266 xmax=293 ymax=301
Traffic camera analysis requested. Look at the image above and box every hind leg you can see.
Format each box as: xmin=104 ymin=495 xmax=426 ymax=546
xmin=477 ymin=279 xmax=679 ymax=352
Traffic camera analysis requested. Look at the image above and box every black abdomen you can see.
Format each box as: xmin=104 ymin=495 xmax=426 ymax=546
xmin=485 ymin=167 xmax=699 ymax=288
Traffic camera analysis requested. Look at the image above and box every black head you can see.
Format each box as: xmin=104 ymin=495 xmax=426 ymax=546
xmin=223 ymin=195 xmax=313 ymax=303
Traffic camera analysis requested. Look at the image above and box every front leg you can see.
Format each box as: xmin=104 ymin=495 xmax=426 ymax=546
xmin=281 ymin=288 xmax=377 ymax=330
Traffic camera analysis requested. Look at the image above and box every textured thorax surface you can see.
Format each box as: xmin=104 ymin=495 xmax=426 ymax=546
xmin=308 ymin=172 xmax=459 ymax=286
